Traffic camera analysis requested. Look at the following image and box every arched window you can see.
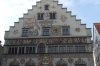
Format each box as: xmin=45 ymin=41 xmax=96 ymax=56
xmin=37 ymin=43 xmax=45 ymax=53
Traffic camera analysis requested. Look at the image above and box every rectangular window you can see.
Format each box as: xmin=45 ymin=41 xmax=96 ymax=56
xmin=43 ymin=28 xmax=50 ymax=36
xmin=59 ymin=46 xmax=66 ymax=53
xmin=75 ymin=46 xmax=78 ymax=52
xmin=37 ymin=13 xmax=44 ymax=20
xmin=12 ymin=47 xmax=14 ymax=54
xmin=48 ymin=46 xmax=58 ymax=53
xmin=62 ymin=27 xmax=69 ymax=35
xmin=26 ymin=47 xmax=29 ymax=54
xmin=8 ymin=47 xmax=11 ymax=54
xmin=45 ymin=5 xmax=49 ymax=10
xmin=33 ymin=47 xmax=35 ymax=53
xmin=22 ymin=47 xmax=24 ymax=54
xmin=75 ymin=46 xmax=86 ymax=52
xmin=22 ymin=29 xmax=29 ymax=37
xmin=19 ymin=47 xmax=21 ymax=54
xmin=82 ymin=46 xmax=86 ymax=52
xmin=67 ymin=46 xmax=74 ymax=52
xmin=49 ymin=13 xmax=56 ymax=19
xmin=29 ymin=47 xmax=32 ymax=54
xmin=15 ymin=47 xmax=17 ymax=54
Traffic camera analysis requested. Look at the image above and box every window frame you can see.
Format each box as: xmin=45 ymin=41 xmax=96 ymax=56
xmin=49 ymin=12 xmax=56 ymax=19
xmin=22 ymin=28 xmax=29 ymax=37
xmin=44 ymin=5 xmax=49 ymax=10
xmin=37 ymin=13 xmax=44 ymax=20
xmin=42 ymin=27 xmax=50 ymax=36
xmin=62 ymin=26 xmax=70 ymax=35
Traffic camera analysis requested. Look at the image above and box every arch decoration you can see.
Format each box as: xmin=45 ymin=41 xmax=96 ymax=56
xmin=9 ymin=59 xmax=20 ymax=66
xmin=56 ymin=58 xmax=67 ymax=66
xmin=25 ymin=59 xmax=36 ymax=66
xmin=75 ymin=58 xmax=86 ymax=66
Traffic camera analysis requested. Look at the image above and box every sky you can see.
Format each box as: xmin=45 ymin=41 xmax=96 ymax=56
xmin=0 ymin=0 xmax=100 ymax=45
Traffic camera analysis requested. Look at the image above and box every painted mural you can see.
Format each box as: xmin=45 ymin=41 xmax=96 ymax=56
xmin=75 ymin=58 xmax=86 ymax=65
xmin=4 ymin=54 xmax=93 ymax=60
xmin=23 ymin=16 xmax=40 ymax=36
xmin=51 ymin=25 xmax=61 ymax=35
xmin=5 ymin=37 xmax=87 ymax=45
xmin=56 ymin=58 xmax=67 ymax=66
xmin=9 ymin=59 xmax=20 ymax=65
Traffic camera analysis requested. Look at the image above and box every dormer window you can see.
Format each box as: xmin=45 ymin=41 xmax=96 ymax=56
xmin=45 ymin=5 xmax=49 ymax=10
xmin=37 ymin=13 xmax=44 ymax=20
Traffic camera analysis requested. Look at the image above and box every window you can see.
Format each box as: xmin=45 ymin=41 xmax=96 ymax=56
xmin=67 ymin=46 xmax=74 ymax=52
xmin=49 ymin=13 xmax=56 ymax=19
xmin=19 ymin=47 xmax=25 ymax=54
xmin=75 ymin=46 xmax=78 ymax=52
xmin=43 ymin=28 xmax=50 ymax=36
xmin=37 ymin=13 xmax=44 ymax=20
xmin=48 ymin=46 xmax=58 ymax=53
xmin=37 ymin=43 xmax=45 ymax=53
xmin=22 ymin=29 xmax=29 ymax=37
xmin=45 ymin=5 xmax=49 ymax=10
xmin=59 ymin=46 xmax=66 ymax=53
xmin=15 ymin=47 xmax=17 ymax=54
xmin=62 ymin=27 xmax=69 ymax=35
xmin=75 ymin=46 xmax=86 ymax=52
xmin=8 ymin=47 xmax=11 ymax=54
xmin=26 ymin=47 xmax=35 ymax=54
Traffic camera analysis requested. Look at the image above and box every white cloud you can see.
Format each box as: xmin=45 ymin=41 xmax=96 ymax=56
xmin=80 ymin=0 xmax=100 ymax=5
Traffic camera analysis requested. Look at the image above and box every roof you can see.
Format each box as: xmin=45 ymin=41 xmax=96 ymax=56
xmin=94 ymin=23 xmax=100 ymax=34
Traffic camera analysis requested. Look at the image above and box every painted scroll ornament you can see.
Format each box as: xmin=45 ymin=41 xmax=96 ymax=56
xmin=60 ymin=15 xmax=67 ymax=22
xmin=76 ymin=28 xmax=80 ymax=32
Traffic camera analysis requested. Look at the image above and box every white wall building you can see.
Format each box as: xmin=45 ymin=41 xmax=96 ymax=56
xmin=2 ymin=0 xmax=94 ymax=66
xmin=93 ymin=23 xmax=100 ymax=66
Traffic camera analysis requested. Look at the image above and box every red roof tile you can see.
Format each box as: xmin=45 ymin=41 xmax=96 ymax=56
xmin=94 ymin=23 xmax=100 ymax=34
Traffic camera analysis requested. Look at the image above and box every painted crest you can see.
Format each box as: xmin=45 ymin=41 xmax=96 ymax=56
xmin=60 ymin=15 xmax=67 ymax=22
xmin=76 ymin=28 xmax=80 ymax=32
xmin=68 ymin=58 xmax=73 ymax=64
xmin=13 ymin=30 xmax=18 ymax=34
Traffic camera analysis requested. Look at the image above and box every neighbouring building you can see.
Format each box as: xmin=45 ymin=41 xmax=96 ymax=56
xmin=0 ymin=41 xmax=3 ymax=66
xmin=2 ymin=0 xmax=94 ymax=66
xmin=93 ymin=23 xmax=100 ymax=66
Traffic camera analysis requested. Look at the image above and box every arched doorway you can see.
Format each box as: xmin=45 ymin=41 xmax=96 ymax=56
xmin=37 ymin=43 xmax=45 ymax=53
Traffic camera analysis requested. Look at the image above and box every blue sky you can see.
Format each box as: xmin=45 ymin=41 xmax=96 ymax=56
xmin=0 ymin=0 xmax=100 ymax=44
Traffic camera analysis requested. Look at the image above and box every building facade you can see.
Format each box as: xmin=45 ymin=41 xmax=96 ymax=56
xmin=2 ymin=0 xmax=94 ymax=66
xmin=93 ymin=23 xmax=100 ymax=66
